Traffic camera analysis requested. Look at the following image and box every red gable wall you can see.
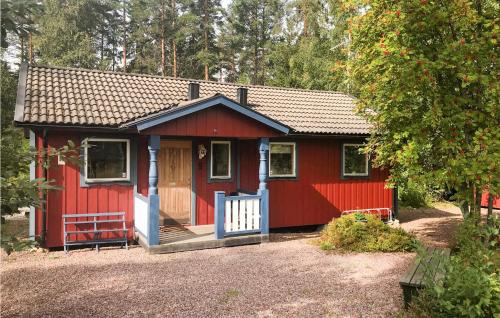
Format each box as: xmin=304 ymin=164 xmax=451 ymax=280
xmin=35 ymin=132 xmax=134 ymax=248
xmin=141 ymin=106 xmax=283 ymax=138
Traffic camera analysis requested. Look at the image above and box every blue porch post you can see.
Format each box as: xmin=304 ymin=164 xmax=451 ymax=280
xmin=258 ymin=138 xmax=269 ymax=235
xmin=214 ymin=191 xmax=225 ymax=239
xmin=148 ymin=135 xmax=160 ymax=246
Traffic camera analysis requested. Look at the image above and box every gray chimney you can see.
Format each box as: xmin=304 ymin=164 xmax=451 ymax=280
xmin=188 ymin=82 xmax=200 ymax=100
xmin=237 ymin=87 xmax=248 ymax=106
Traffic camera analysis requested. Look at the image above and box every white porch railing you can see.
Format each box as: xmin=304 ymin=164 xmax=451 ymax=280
xmin=214 ymin=190 xmax=269 ymax=239
xmin=225 ymin=195 xmax=261 ymax=233
xmin=134 ymin=193 xmax=149 ymax=238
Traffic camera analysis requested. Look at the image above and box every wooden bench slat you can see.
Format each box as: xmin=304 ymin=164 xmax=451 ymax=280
xmin=400 ymin=246 xmax=451 ymax=308
xmin=433 ymin=248 xmax=451 ymax=282
xmin=408 ymin=247 xmax=436 ymax=287
xmin=399 ymin=259 xmax=421 ymax=285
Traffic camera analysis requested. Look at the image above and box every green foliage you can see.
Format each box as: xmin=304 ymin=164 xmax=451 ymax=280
xmin=398 ymin=180 xmax=432 ymax=208
xmin=0 ymin=0 xmax=41 ymax=48
xmin=265 ymin=0 xmax=352 ymax=90
xmin=318 ymin=213 xmax=417 ymax=252
xmin=346 ymin=0 xmax=500 ymax=215
xmin=404 ymin=216 xmax=500 ymax=318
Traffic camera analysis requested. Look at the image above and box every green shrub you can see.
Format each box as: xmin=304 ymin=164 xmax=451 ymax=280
xmin=399 ymin=181 xmax=433 ymax=208
xmin=318 ymin=213 xmax=417 ymax=252
xmin=403 ymin=216 xmax=500 ymax=318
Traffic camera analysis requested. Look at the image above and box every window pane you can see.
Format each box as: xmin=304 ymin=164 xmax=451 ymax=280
xmin=87 ymin=141 xmax=128 ymax=179
xmin=344 ymin=145 xmax=368 ymax=175
xmin=212 ymin=143 xmax=230 ymax=177
xmin=270 ymin=144 xmax=294 ymax=176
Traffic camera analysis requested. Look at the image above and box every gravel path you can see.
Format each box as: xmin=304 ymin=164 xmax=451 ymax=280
xmin=3 ymin=203 xmax=470 ymax=318
xmin=398 ymin=202 xmax=480 ymax=248
xmin=1 ymin=238 xmax=414 ymax=318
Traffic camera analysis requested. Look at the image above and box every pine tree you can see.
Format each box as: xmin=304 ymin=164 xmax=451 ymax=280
xmin=34 ymin=0 xmax=118 ymax=68
xmin=128 ymin=0 xmax=177 ymax=75
xmin=223 ymin=0 xmax=284 ymax=85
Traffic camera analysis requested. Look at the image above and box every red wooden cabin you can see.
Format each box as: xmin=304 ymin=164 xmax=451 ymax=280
xmin=14 ymin=64 xmax=395 ymax=250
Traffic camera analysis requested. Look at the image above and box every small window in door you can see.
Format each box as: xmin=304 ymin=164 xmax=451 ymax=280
xmin=210 ymin=141 xmax=231 ymax=179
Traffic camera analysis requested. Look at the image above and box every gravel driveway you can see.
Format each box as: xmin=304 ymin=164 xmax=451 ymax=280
xmin=1 ymin=237 xmax=414 ymax=318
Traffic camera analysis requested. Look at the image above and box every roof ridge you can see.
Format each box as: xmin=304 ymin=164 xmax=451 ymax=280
xmin=27 ymin=63 xmax=354 ymax=96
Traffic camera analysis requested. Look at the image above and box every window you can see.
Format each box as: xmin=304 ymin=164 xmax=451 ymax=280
xmin=211 ymin=141 xmax=231 ymax=179
xmin=85 ymin=138 xmax=130 ymax=182
xmin=269 ymin=142 xmax=296 ymax=177
xmin=343 ymin=143 xmax=369 ymax=177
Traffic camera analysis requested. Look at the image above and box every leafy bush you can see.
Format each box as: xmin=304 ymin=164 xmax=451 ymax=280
xmin=399 ymin=181 xmax=432 ymax=208
xmin=403 ymin=216 xmax=500 ymax=318
xmin=318 ymin=214 xmax=417 ymax=252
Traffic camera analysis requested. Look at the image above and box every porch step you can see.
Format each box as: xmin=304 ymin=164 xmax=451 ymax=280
xmin=141 ymin=234 xmax=269 ymax=254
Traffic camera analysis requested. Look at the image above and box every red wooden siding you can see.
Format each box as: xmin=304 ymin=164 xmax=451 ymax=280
xmin=38 ymin=131 xmax=392 ymax=247
xmin=137 ymin=135 xmax=149 ymax=196
xmin=194 ymin=139 xmax=238 ymax=225
xmin=267 ymin=139 xmax=392 ymax=228
xmin=142 ymin=106 xmax=283 ymax=138
xmin=37 ymin=132 xmax=134 ymax=248
xmin=481 ymin=192 xmax=500 ymax=209
xmin=194 ymin=138 xmax=392 ymax=228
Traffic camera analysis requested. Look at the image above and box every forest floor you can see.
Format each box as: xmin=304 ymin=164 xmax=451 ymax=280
xmin=0 ymin=202 xmax=477 ymax=317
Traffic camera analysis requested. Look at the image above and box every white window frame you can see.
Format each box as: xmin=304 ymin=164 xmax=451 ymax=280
xmin=342 ymin=143 xmax=369 ymax=177
xmin=84 ymin=138 xmax=131 ymax=183
xmin=210 ymin=141 xmax=231 ymax=179
xmin=269 ymin=142 xmax=296 ymax=178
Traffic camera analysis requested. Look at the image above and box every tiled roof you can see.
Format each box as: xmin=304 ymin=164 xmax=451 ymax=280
xmin=15 ymin=64 xmax=371 ymax=135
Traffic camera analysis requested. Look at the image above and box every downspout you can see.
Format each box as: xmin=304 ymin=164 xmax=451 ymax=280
xmin=392 ymin=186 xmax=399 ymax=220
xmin=41 ymin=129 xmax=48 ymax=243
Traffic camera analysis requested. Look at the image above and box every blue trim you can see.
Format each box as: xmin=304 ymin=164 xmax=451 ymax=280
xmin=214 ymin=191 xmax=225 ymax=240
xmin=258 ymin=138 xmax=269 ymax=192
xmin=191 ymin=140 xmax=197 ymax=225
xmin=136 ymin=95 xmax=290 ymax=134
xmin=148 ymin=194 xmax=159 ymax=245
xmin=223 ymin=194 xmax=261 ymax=201
xmin=225 ymin=229 xmax=261 ymax=236
xmin=147 ymin=135 xmax=160 ymax=246
xmin=260 ymin=189 xmax=269 ymax=235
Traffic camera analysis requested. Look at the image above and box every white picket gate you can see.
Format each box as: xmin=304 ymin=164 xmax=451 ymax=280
xmin=224 ymin=196 xmax=261 ymax=233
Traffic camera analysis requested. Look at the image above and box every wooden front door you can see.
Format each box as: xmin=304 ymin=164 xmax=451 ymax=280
xmin=158 ymin=140 xmax=192 ymax=225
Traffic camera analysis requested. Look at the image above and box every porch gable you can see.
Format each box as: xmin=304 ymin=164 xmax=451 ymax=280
xmin=131 ymin=94 xmax=290 ymax=137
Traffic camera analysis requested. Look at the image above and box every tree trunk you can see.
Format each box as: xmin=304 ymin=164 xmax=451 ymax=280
xmin=487 ymin=193 xmax=493 ymax=225
xmin=474 ymin=187 xmax=482 ymax=219
xmin=302 ymin=1 xmax=308 ymax=36
xmin=20 ymin=36 xmax=25 ymax=63
xmin=160 ymin=3 xmax=166 ymax=76
xmin=172 ymin=0 xmax=177 ymax=77
xmin=28 ymin=32 xmax=33 ymax=63
xmin=122 ymin=0 xmax=127 ymax=71
xmin=100 ymin=26 xmax=104 ymax=63
xmin=203 ymin=0 xmax=209 ymax=80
